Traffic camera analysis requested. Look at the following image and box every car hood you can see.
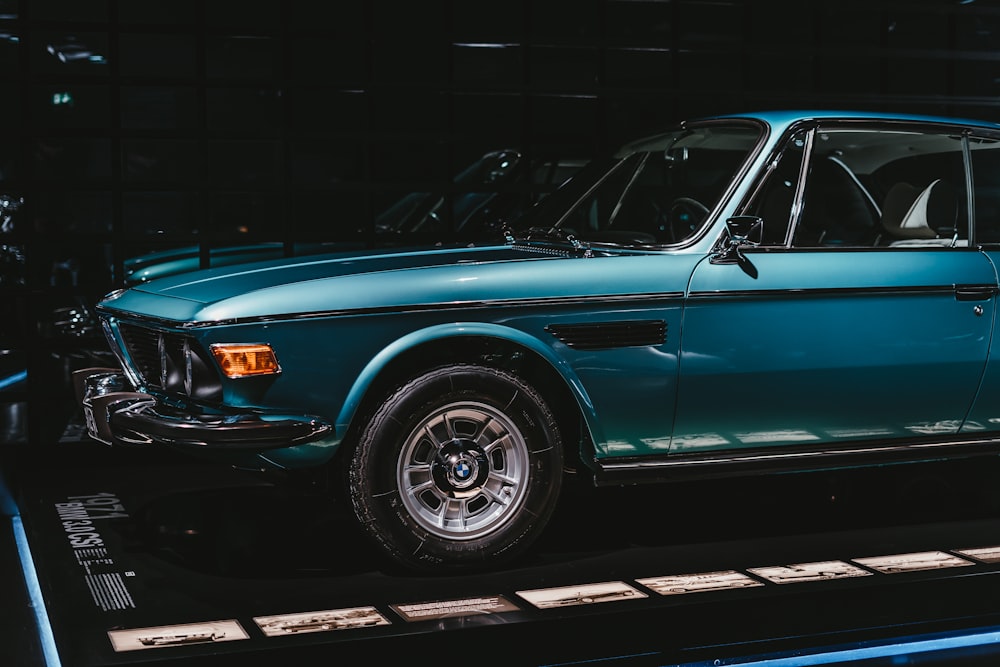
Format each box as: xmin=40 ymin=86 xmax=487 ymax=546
xmin=99 ymin=244 xmax=692 ymax=324
xmin=122 ymin=241 xmax=369 ymax=286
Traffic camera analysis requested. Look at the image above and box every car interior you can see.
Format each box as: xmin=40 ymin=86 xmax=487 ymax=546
xmin=753 ymin=128 xmax=974 ymax=249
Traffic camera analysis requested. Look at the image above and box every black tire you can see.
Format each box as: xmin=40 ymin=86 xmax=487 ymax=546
xmin=348 ymin=364 xmax=563 ymax=572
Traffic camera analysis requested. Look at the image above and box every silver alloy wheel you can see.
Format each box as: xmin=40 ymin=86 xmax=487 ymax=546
xmin=396 ymin=401 xmax=530 ymax=540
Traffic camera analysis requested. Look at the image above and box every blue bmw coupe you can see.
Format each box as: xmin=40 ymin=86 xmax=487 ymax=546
xmin=75 ymin=110 xmax=1000 ymax=571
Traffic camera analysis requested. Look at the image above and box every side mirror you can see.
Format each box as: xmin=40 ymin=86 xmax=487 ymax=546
xmin=711 ymin=215 xmax=762 ymax=278
xmin=725 ymin=215 xmax=763 ymax=246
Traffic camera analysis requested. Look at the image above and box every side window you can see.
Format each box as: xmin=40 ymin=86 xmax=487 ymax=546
xmin=744 ymin=131 xmax=806 ymax=246
xmin=970 ymin=138 xmax=1000 ymax=245
xmin=789 ymin=128 xmax=967 ymax=248
xmin=869 ymin=134 xmax=968 ymax=248
xmin=792 ymin=132 xmax=882 ymax=247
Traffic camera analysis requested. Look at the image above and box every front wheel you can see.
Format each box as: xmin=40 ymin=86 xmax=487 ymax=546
xmin=348 ymin=365 xmax=564 ymax=572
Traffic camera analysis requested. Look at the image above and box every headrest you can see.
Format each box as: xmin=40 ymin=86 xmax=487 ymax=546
xmin=881 ymin=179 xmax=954 ymax=240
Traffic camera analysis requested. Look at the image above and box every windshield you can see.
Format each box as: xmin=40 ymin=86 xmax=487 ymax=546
xmin=514 ymin=122 xmax=763 ymax=246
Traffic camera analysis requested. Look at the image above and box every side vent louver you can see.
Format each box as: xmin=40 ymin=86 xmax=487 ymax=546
xmin=545 ymin=320 xmax=667 ymax=350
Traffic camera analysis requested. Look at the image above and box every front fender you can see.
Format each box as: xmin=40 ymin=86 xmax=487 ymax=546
xmin=334 ymin=321 xmax=604 ymax=450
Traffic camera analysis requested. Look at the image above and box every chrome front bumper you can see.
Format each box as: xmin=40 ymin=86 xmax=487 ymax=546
xmin=72 ymin=367 xmax=333 ymax=450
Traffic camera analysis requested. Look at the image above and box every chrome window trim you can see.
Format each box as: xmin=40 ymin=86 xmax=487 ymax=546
xmin=687 ymin=284 xmax=997 ymax=301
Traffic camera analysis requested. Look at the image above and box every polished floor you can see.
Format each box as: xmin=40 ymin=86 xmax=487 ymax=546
xmin=5 ymin=437 xmax=1000 ymax=666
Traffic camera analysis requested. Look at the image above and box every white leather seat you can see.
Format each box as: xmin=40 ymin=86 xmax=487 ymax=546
xmin=882 ymin=179 xmax=959 ymax=246
xmin=881 ymin=180 xmax=938 ymax=240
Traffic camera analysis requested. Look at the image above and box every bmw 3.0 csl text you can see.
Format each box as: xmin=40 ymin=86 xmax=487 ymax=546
xmin=76 ymin=110 xmax=1000 ymax=571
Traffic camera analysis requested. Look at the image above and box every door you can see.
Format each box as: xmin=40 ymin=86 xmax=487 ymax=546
xmin=670 ymin=123 xmax=997 ymax=454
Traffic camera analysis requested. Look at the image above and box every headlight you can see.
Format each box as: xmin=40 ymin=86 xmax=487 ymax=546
xmin=210 ymin=343 xmax=281 ymax=378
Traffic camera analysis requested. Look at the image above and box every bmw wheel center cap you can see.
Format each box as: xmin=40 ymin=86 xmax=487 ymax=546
xmin=450 ymin=455 xmax=477 ymax=487
xmin=434 ymin=441 xmax=488 ymax=492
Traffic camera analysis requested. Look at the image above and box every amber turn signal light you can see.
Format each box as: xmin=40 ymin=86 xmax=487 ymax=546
xmin=210 ymin=343 xmax=281 ymax=378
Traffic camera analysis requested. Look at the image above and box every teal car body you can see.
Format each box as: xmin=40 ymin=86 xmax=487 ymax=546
xmin=76 ymin=110 xmax=1000 ymax=570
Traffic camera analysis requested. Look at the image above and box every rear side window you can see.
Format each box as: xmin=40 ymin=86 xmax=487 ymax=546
xmin=969 ymin=138 xmax=1000 ymax=245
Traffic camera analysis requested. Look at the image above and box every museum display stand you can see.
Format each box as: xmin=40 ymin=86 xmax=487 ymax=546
xmin=5 ymin=433 xmax=1000 ymax=667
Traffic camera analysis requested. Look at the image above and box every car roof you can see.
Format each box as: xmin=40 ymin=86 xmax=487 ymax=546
xmin=702 ymin=109 xmax=1000 ymax=133
xmin=616 ymin=110 xmax=1000 ymax=158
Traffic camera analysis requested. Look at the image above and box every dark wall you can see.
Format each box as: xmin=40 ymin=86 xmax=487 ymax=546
xmin=2 ymin=0 xmax=999 ymax=445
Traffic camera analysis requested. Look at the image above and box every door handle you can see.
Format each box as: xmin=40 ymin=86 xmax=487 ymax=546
xmin=955 ymin=286 xmax=997 ymax=302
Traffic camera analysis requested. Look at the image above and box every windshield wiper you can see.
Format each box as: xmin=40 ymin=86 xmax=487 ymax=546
xmin=511 ymin=226 xmax=592 ymax=256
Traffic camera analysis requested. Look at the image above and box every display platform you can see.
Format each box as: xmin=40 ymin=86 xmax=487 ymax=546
xmin=8 ymin=435 xmax=1000 ymax=667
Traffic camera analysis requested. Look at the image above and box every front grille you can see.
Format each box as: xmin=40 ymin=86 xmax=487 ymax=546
xmin=118 ymin=323 xmax=222 ymax=401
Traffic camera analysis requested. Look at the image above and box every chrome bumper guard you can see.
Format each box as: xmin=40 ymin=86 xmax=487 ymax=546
xmin=72 ymin=367 xmax=333 ymax=450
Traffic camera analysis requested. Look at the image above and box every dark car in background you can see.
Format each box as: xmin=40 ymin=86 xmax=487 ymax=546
xmin=122 ymin=150 xmax=585 ymax=286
